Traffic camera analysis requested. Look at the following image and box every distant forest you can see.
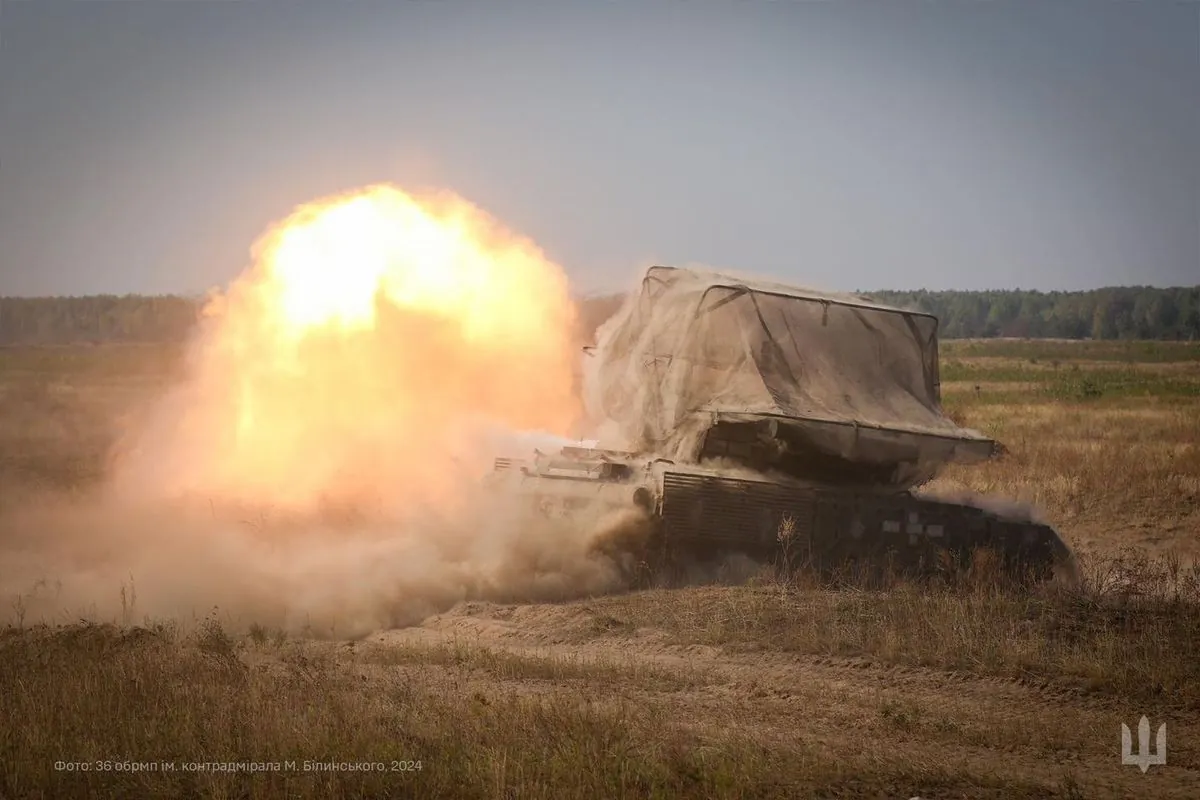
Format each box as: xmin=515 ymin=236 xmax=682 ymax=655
xmin=864 ymin=286 xmax=1200 ymax=341
xmin=1 ymin=286 xmax=1198 ymax=345
xmin=0 ymin=295 xmax=202 ymax=345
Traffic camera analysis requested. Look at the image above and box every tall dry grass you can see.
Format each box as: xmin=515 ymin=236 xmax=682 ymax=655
xmin=1 ymin=617 xmax=1077 ymax=800
xmin=1 ymin=339 xmax=1198 ymax=798
xmin=595 ymin=548 xmax=1200 ymax=711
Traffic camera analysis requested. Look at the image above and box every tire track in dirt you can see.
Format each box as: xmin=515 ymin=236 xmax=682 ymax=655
xmin=376 ymin=599 xmax=1131 ymax=715
xmin=372 ymin=599 xmax=1200 ymax=799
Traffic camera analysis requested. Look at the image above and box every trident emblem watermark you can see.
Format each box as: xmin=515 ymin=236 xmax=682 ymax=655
xmin=1121 ymin=716 xmax=1167 ymax=773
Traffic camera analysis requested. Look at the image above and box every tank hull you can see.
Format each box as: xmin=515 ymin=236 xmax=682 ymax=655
xmin=491 ymin=448 xmax=1073 ymax=584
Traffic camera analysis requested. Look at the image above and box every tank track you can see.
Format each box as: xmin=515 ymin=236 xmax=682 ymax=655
xmin=652 ymin=470 xmax=1071 ymax=583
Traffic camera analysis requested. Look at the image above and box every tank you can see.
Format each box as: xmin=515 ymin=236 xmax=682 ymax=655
xmin=490 ymin=266 xmax=1075 ymax=583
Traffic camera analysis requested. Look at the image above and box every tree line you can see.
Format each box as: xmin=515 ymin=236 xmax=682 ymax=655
xmin=1 ymin=286 xmax=1197 ymax=345
xmin=0 ymin=295 xmax=202 ymax=345
xmin=863 ymin=286 xmax=1200 ymax=341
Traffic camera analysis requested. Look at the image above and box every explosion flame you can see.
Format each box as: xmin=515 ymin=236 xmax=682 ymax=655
xmin=117 ymin=185 xmax=581 ymax=515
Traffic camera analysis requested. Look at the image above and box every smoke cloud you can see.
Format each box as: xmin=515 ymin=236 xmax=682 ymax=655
xmin=0 ymin=185 xmax=644 ymax=635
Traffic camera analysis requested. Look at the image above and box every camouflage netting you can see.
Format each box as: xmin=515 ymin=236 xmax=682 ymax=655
xmin=583 ymin=266 xmax=996 ymax=490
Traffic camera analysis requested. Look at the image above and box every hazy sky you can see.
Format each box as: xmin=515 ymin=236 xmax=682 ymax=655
xmin=0 ymin=1 xmax=1197 ymax=297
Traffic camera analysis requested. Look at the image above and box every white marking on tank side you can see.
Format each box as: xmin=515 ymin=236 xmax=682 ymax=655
xmin=925 ymin=524 xmax=944 ymax=538
xmin=882 ymin=520 xmax=901 ymax=533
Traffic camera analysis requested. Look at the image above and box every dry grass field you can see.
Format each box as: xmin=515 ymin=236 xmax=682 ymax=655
xmin=1 ymin=338 xmax=1198 ymax=799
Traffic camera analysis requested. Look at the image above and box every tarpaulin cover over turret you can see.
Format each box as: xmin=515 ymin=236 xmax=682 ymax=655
xmin=584 ymin=266 xmax=996 ymax=490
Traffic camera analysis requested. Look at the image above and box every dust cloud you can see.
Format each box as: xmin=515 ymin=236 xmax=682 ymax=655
xmin=0 ymin=185 xmax=647 ymax=637
xmin=0 ymin=495 xmax=638 ymax=638
xmin=918 ymin=484 xmax=1049 ymax=525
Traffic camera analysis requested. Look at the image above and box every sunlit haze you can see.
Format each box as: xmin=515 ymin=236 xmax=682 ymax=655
xmin=0 ymin=1 xmax=1196 ymax=296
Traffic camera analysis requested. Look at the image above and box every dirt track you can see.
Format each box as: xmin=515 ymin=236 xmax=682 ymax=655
xmin=374 ymin=598 xmax=1199 ymax=799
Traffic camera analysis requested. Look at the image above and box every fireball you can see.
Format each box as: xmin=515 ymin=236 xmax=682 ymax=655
xmin=118 ymin=185 xmax=580 ymax=514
